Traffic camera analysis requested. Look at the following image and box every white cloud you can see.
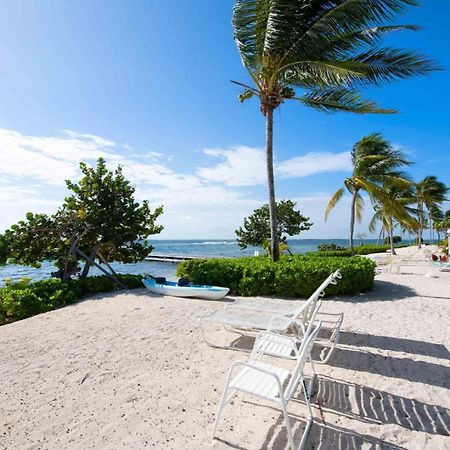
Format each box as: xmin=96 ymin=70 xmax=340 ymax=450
xmin=278 ymin=151 xmax=351 ymax=179
xmin=0 ymin=127 xmax=369 ymax=238
xmin=197 ymin=146 xmax=352 ymax=187
xmin=197 ymin=146 xmax=266 ymax=186
xmin=0 ymin=128 xmax=118 ymax=185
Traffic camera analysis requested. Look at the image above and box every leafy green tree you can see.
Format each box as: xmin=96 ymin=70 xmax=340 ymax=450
xmin=413 ymin=176 xmax=448 ymax=249
xmin=232 ymin=0 xmax=437 ymax=261
xmin=325 ymin=133 xmax=411 ymax=251
xmin=235 ymin=200 xmax=312 ymax=251
xmin=1 ymin=158 xmax=163 ymax=280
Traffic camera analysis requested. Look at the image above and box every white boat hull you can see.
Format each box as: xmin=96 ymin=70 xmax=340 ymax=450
xmin=142 ymin=279 xmax=229 ymax=300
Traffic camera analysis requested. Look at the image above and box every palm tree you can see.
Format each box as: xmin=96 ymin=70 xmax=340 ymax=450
xmin=413 ymin=176 xmax=449 ymax=248
xmin=232 ymin=0 xmax=437 ymax=261
xmin=368 ymin=183 xmax=417 ymax=254
xmin=325 ymin=133 xmax=412 ymax=251
xmin=429 ymin=205 xmax=444 ymax=242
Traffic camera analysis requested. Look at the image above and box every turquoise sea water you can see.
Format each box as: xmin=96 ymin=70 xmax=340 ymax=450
xmin=0 ymin=238 xmax=377 ymax=286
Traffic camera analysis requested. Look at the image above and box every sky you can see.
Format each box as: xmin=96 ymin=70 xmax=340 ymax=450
xmin=0 ymin=0 xmax=449 ymax=240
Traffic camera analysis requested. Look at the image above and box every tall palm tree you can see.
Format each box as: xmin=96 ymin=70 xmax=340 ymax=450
xmin=325 ymin=133 xmax=411 ymax=251
xmin=232 ymin=0 xmax=437 ymax=261
xmin=368 ymin=183 xmax=417 ymax=254
xmin=414 ymin=176 xmax=449 ymax=248
xmin=428 ymin=205 xmax=444 ymax=242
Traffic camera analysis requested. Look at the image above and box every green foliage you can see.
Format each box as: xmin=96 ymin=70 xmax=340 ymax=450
xmin=317 ymin=243 xmax=346 ymax=252
xmin=0 ymin=274 xmax=144 ymax=325
xmin=310 ymin=244 xmax=408 ymax=257
xmin=235 ymin=200 xmax=312 ymax=249
xmin=438 ymin=240 xmax=449 ymax=256
xmin=177 ymin=256 xmax=375 ymax=298
xmin=1 ymin=158 xmax=163 ymax=280
xmin=232 ymin=1 xmax=437 ymax=115
xmin=384 ymin=235 xmax=402 ymax=244
xmin=325 ymin=133 xmax=413 ymax=250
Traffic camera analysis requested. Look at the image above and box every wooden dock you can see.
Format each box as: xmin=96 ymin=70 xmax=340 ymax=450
xmin=145 ymin=254 xmax=198 ymax=263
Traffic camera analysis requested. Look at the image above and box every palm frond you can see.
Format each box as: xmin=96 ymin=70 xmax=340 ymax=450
xmin=355 ymin=192 xmax=365 ymax=223
xmin=317 ymin=25 xmax=420 ymax=59
xmin=325 ymin=186 xmax=345 ymax=220
xmin=298 ymin=88 xmax=395 ymax=114
xmin=351 ymin=47 xmax=440 ymax=85
xmin=368 ymin=209 xmax=383 ymax=233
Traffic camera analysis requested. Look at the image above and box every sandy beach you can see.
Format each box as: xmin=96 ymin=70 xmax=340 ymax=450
xmin=1 ymin=257 xmax=449 ymax=449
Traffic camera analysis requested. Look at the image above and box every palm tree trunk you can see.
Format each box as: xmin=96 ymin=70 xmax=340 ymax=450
xmin=429 ymin=214 xmax=433 ymax=244
xmin=389 ymin=218 xmax=396 ymax=255
xmin=418 ymin=202 xmax=423 ymax=249
xmin=377 ymin=226 xmax=383 ymax=245
xmin=349 ymin=190 xmax=357 ymax=253
xmin=265 ymin=108 xmax=279 ymax=262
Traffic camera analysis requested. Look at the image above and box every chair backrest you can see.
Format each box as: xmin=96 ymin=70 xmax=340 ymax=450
xmin=285 ymin=318 xmax=322 ymax=401
xmin=295 ymin=270 xmax=342 ymax=326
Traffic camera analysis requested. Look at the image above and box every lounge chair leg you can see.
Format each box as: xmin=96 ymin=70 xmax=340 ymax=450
xmin=212 ymin=386 xmax=229 ymax=439
xmin=307 ymin=358 xmax=317 ymax=399
xmin=280 ymin=399 xmax=295 ymax=450
xmin=212 ymin=365 xmax=237 ymax=440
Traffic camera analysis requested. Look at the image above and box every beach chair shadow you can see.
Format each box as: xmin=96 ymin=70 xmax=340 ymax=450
xmin=314 ymin=376 xmax=450 ymax=436
xmin=262 ymin=412 xmax=407 ymax=449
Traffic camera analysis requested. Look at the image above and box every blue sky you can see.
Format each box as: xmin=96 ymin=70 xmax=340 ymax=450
xmin=0 ymin=1 xmax=448 ymax=239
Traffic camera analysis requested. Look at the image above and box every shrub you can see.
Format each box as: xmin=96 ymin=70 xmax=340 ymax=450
xmin=310 ymin=243 xmax=408 ymax=257
xmin=177 ymin=255 xmax=375 ymax=298
xmin=383 ymin=235 xmax=402 ymax=244
xmin=0 ymin=274 xmax=144 ymax=326
xmin=317 ymin=243 xmax=346 ymax=252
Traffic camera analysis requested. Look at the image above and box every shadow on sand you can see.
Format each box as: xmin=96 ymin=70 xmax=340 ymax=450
xmin=314 ymin=376 xmax=449 ymax=437
xmin=333 ymin=280 xmax=416 ymax=303
xmin=327 ymin=347 xmax=449 ymax=388
xmin=338 ymin=331 xmax=450 ymax=360
xmin=261 ymin=412 xmax=407 ymax=450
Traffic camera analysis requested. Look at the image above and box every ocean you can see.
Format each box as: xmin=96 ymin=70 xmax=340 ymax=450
xmin=0 ymin=238 xmax=375 ymax=286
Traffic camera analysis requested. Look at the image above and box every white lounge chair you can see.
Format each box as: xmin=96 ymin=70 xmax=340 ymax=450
xmin=199 ymin=271 xmax=336 ymax=351
xmin=217 ymin=270 xmax=343 ymax=363
xmin=212 ymin=320 xmax=322 ymax=450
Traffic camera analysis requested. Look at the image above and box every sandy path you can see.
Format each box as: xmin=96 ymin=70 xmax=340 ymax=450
xmin=1 ymin=269 xmax=449 ymax=449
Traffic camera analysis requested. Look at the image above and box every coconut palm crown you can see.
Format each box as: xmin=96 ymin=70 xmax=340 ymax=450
xmin=368 ymin=182 xmax=417 ymax=254
xmin=232 ymin=0 xmax=438 ymax=261
xmin=325 ymin=133 xmax=412 ymax=250
xmin=414 ymin=176 xmax=449 ymax=248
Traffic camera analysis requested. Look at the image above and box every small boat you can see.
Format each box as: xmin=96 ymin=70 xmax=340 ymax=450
xmin=142 ymin=278 xmax=229 ymax=300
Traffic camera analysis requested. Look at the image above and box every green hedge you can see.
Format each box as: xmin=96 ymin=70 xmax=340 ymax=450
xmin=0 ymin=274 xmax=143 ymax=326
xmin=177 ymin=255 xmax=376 ymax=298
xmin=307 ymin=243 xmax=409 ymax=257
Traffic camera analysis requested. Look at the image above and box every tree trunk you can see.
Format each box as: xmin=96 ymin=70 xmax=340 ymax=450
xmin=265 ymin=108 xmax=279 ymax=262
xmin=429 ymin=214 xmax=433 ymax=245
xmin=377 ymin=226 xmax=383 ymax=245
xmin=80 ymin=244 xmax=100 ymax=278
xmin=418 ymin=202 xmax=423 ymax=249
xmin=349 ymin=190 xmax=357 ymax=253
xmin=389 ymin=218 xmax=396 ymax=255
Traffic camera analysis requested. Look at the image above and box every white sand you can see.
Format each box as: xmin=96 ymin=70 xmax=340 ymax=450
xmin=1 ymin=263 xmax=449 ymax=449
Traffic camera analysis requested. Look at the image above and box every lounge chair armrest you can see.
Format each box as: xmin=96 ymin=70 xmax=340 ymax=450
xmin=230 ymin=360 xmax=282 ymax=384
xmin=257 ymin=330 xmax=298 ymax=345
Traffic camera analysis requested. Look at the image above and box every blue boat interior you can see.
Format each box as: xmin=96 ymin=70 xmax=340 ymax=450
xmin=143 ymin=278 xmax=227 ymax=291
